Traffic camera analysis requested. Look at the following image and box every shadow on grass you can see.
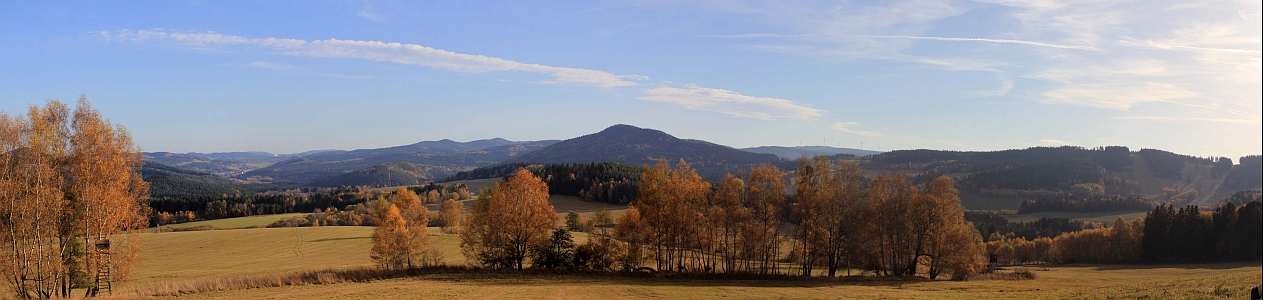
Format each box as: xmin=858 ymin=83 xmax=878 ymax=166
xmin=308 ymin=236 xmax=370 ymax=242
xmin=1086 ymin=260 xmax=1261 ymax=271
xmin=394 ymin=267 xmax=933 ymax=289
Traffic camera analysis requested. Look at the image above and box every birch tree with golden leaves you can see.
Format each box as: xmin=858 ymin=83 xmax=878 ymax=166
xmin=391 ymin=187 xmax=430 ymax=268
xmin=744 ymin=165 xmax=787 ymax=275
xmin=460 ymin=169 xmax=555 ymax=270
xmin=371 ymin=204 xmax=410 ymax=268
xmin=439 ymin=199 xmax=464 ymax=235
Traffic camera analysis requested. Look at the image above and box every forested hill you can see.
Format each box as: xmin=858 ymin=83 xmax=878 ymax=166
xmin=505 ymin=124 xmax=782 ymax=179
xmin=140 ymin=161 xmax=254 ymax=197
xmin=870 ymin=146 xmax=1262 ymax=206
xmin=743 ymin=146 xmax=880 ymax=159
xmin=307 ymin=161 xmax=441 ymax=187
xmin=236 ymin=140 xmax=557 ymax=185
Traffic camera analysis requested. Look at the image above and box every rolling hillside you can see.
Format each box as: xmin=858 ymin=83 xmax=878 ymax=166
xmin=237 ymin=140 xmax=557 ymax=185
xmin=144 ymin=152 xmax=291 ymax=177
xmin=869 ymin=146 xmax=1262 ymax=208
xmin=307 ymin=161 xmax=442 ymax=187
xmin=743 ymin=145 xmax=880 ymax=159
xmin=506 ymin=124 xmax=782 ymax=179
xmin=140 ymin=161 xmax=253 ymax=197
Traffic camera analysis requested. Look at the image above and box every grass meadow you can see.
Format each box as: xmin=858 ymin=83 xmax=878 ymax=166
xmin=106 ymin=195 xmax=1260 ymax=299
xmin=157 ymin=213 xmax=309 ymax=230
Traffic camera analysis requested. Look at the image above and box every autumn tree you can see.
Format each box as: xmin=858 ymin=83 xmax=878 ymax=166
xmin=565 ymin=211 xmax=583 ymax=232
xmin=634 ymin=159 xmax=673 ymax=271
xmin=636 ymin=159 xmax=711 ymax=272
xmin=792 ymin=156 xmax=832 ymax=276
xmin=710 ymin=174 xmax=745 ymax=273
xmin=587 ymin=207 xmax=614 ymax=236
xmin=68 ymin=99 xmax=151 ymax=293
xmin=743 ymin=165 xmax=788 ymax=275
xmin=670 ymin=160 xmax=711 ymax=272
xmin=460 ymin=169 xmax=556 ymax=270
xmin=613 ymin=207 xmax=649 ymax=270
xmin=391 ymin=187 xmax=431 ymax=268
xmin=371 ymin=204 xmax=410 ymax=268
xmin=864 ymin=172 xmax=920 ymax=276
xmin=917 ymin=176 xmax=986 ymax=280
xmin=817 ymin=159 xmax=865 ymax=277
xmin=439 ymin=199 xmax=464 ymax=235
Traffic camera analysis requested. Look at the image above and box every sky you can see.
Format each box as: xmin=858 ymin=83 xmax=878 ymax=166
xmin=1 ymin=1 xmax=1259 ymax=160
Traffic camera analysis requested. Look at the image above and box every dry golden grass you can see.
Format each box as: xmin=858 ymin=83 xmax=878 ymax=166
xmin=158 ymin=213 xmax=308 ymax=230
xmin=129 ymin=225 xmax=596 ymax=289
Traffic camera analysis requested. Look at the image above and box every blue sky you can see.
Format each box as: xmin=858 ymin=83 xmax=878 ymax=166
xmin=2 ymin=1 xmax=1259 ymax=159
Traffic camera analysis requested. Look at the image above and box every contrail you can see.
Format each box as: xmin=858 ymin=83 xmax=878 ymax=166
xmin=1165 ymin=45 xmax=1261 ymax=55
xmin=699 ymin=33 xmax=1100 ymax=51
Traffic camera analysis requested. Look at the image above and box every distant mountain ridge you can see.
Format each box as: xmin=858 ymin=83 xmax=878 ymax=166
xmin=235 ymin=139 xmax=556 ymax=185
xmin=506 ymin=124 xmax=782 ymax=179
xmin=141 ymin=126 xmax=1261 ymax=208
xmin=743 ymin=146 xmax=881 ymax=159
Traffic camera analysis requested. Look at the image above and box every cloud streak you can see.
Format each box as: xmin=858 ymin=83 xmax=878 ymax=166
xmin=106 ymin=29 xmax=639 ymax=88
xmin=699 ymin=33 xmax=1100 ymax=51
xmin=829 ymin=122 xmax=882 ymax=137
xmin=638 ymin=86 xmax=824 ymax=120
xmin=1114 ymin=116 xmax=1262 ymax=124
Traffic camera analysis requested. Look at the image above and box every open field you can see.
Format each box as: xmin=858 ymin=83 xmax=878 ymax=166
xmin=370 ymin=178 xmax=502 ymax=194
xmin=958 ymin=192 xmax=1023 ymax=211
xmin=159 ymin=213 xmax=308 ymax=230
xmin=1005 ymin=210 xmax=1151 ymax=224
xmin=131 ymin=226 xmax=596 ymax=287
xmin=121 ymin=219 xmax=1263 ymax=299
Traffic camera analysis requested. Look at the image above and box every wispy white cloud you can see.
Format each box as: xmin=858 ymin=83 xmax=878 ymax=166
xmin=1114 ymin=116 xmax=1262 ymax=124
xmin=106 ymin=29 xmax=640 ymax=88
xmin=1149 ymin=43 xmax=1262 ymax=55
xmin=694 ymin=0 xmax=1261 ymax=125
xmin=1040 ymin=82 xmax=1199 ymax=110
xmin=700 ymin=33 xmax=1100 ymax=51
xmin=356 ymin=0 xmax=385 ymax=22
xmin=638 ymin=85 xmax=824 ymax=120
xmin=829 ymin=122 xmax=882 ymax=137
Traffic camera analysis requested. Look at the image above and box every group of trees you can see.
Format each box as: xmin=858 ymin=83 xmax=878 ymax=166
xmin=369 ymin=187 xmax=439 ymax=268
xmin=149 ymin=187 xmax=370 ymax=226
xmin=0 ymin=99 xmax=150 ymax=298
xmin=1142 ymin=201 xmax=1262 ymax=263
xmin=405 ymin=183 xmax=472 ymax=204
xmin=987 ymin=217 xmax=1143 ymax=265
xmin=967 ymin=213 xmax=1092 ymax=241
xmin=459 ymin=169 xmax=558 ymax=270
xmin=434 ymin=158 xmax=989 ymax=280
xmin=613 ymin=157 xmax=986 ymax=279
xmin=984 ymin=200 xmax=1261 ymax=265
xmin=1017 ymin=195 xmax=1155 ymax=214
xmin=532 ymin=162 xmax=642 ymax=205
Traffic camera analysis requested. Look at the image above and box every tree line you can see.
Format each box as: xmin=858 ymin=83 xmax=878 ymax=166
xmin=966 ymin=213 xmax=1094 ymax=241
xmin=148 ymin=187 xmax=369 ymax=225
xmin=986 ymin=201 xmax=1261 ymax=265
xmin=1016 ymin=195 xmax=1155 ymax=214
xmin=531 ymin=162 xmax=642 ymax=205
xmin=382 ymin=157 xmax=988 ymax=280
